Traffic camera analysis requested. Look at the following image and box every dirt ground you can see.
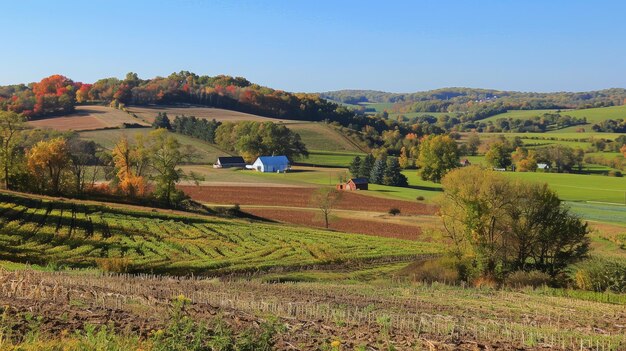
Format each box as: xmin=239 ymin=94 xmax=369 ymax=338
xmin=4 ymin=269 xmax=612 ymax=350
xmin=244 ymin=207 xmax=425 ymax=241
xmin=179 ymin=185 xmax=437 ymax=216
xmin=28 ymin=106 xmax=150 ymax=131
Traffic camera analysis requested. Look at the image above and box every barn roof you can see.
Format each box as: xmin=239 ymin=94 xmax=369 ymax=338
xmin=217 ymin=156 xmax=246 ymax=164
xmin=256 ymin=155 xmax=289 ymax=165
xmin=349 ymin=177 xmax=368 ymax=184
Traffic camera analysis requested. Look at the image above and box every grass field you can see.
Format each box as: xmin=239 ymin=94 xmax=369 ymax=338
xmin=484 ymin=105 xmax=626 ymax=124
xmin=79 ymin=128 xmax=230 ymax=164
xmin=295 ymin=150 xmax=365 ymax=167
xmin=0 ymin=191 xmax=439 ymax=275
xmin=402 ymin=169 xmax=626 ymax=204
xmin=287 ymin=123 xmax=364 ymax=152
xmin=28 ymin=106 xmax=150 ymax=131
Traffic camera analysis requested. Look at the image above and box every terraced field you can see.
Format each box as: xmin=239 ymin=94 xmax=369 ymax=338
xmin=0 ymin=192 xmax=438 ymax=275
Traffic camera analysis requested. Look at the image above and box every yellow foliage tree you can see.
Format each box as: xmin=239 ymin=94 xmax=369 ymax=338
xmin=27 ymin=138 xmax=70 ymax=194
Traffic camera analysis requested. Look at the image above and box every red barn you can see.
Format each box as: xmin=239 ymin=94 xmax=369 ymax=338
xmin=337 ymin=177 xmax=368 ymax=191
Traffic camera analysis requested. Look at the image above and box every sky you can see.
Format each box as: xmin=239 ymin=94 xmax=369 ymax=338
xmin=1 ymin=0 xmax=625 ymax=93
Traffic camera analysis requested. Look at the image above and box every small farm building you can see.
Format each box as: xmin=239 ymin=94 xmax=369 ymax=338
xmin=337 ymin=177 xmax=369 ymax=191
xmin=537 ymin=163 xmax=550 ymax=171
xmin=250 ymin=156 xmax=290 ymax=173
xmin=214 ymin=156 xmax=247 ymax=168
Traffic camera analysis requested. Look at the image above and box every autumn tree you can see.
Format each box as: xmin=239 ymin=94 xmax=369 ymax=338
xmin=620 ymin=144 xmax=626 ymax=158
xmin=112 ymin=137 xmax=146 ymax=197
xmin=439 ymin=166 xmax=589 ymax=280
xmin=311 ymin=187 xmax=342 ymax=229
xmin=417 ymin=135 xmax=459 ymax=183
xmin=27 ymin=138 xmax=70 ymax=194
xmin=398 ymin=146 xmax=411 ymax=169
xmin=0 ymin=111 xmax=28 ymax=189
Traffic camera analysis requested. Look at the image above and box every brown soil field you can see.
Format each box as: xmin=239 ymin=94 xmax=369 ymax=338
xmin=179 ymin=185 xmax=437 ymax=215
xmin=3 ymin=270 xmax=622 ymax=350
xmin=128 ymin=105 xmax=290 ymax=124
xmin=28 ymin=105 xmax=150 ymax=131
xmin=244 ymin=207 xmax=423 ymax=241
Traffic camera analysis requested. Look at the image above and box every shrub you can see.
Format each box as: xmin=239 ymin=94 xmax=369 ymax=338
xmin=416 ymin=196 xmax=425 ymax=201
xmin=570 ymin=258 xmax=626 ymax=293
xmin=95 ymin=257 xmax=131 ymax=273
xmin=388 ymin=207 xmax=400 ymax=216
xmin=505 ymin=270 xmax=551 ymax=288
xmin=407 ymin=257 xmax=459 ymax=284
xmin=607 ymin=170 xmax=623 ymax=177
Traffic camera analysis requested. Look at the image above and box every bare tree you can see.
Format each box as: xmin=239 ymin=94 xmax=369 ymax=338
xmin=311 ymin=187 xmax=342 ymax=229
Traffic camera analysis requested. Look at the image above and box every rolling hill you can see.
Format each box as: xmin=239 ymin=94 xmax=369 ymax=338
xmin=27 ymin=105 xmax=150 ymax=131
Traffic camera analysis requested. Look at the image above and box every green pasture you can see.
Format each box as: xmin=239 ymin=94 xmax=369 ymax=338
xmin=481 ymin=109 xmax=561 ymax=122
xmin=295 ymin=150 xmax=365 ymax=167
xmin=288 ymin=122 xmax=363 ymax=152
xmin=79 ymin=128 xmax=230 ymax=164
xmin=483 ymin=105 xmax=626 ymax=125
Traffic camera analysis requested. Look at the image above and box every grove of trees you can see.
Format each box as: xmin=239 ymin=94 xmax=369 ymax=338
xmin=215 ymin=121 xmax=308 ymax=162
xmin=439 ymin=166 xmax=589 ymax=281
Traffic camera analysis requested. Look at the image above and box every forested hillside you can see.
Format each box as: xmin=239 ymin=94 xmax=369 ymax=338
xmin=0 ymin=72 xmax=354 ymax=123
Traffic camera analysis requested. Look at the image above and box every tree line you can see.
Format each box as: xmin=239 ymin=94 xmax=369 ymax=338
xmin=0 ymin=110 xmax=199 ymax=207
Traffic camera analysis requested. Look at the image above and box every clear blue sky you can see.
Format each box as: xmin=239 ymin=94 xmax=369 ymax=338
xmin=1 ymin=0 xmax=625 ymax=93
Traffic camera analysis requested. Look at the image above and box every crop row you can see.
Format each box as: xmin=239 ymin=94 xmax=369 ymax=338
xmin=0 ymin=192 xmax=439 ymax=275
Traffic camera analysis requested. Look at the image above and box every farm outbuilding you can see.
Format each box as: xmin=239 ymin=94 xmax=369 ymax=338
xmin=250 ymin=156 xmax=290 ymax=173
xmin=214 ymin=156 xmax=247 ymax=168
xmin=460 ymin=159 xmax=471 ymax=167
xmin=337 ymin=177 xmax=369 ymax=191
xmin=537 ymin=163 xmax=550 ymax=171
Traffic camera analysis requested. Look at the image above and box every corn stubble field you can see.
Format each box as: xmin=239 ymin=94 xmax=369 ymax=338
xmin=0 ymin=191 xmax=625 ymax=350
xmin=2 ymin=269 xmax=625 ymax=350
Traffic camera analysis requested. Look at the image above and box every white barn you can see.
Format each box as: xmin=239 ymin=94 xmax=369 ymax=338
xmin=250 ymin=156 xmax=290 ymax=173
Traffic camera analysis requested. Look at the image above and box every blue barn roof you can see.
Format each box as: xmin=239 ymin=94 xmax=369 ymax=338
xmin=257 ymin=155 xmax=289 ymax=166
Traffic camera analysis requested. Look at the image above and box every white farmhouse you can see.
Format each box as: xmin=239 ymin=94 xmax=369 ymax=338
xmin=250 ymin=156 xmax=290 ymax=172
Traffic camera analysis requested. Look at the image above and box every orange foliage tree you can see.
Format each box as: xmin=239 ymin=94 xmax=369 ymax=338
xmin=112 ymin=137 xmax=146 ymax=197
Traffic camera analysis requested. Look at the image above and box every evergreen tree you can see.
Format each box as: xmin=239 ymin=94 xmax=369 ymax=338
xmin=369 ymin=156 xmax=387 ymax=184
xmin=383 ymin=157 xmax=408 ymax=186
xmin=348 ymin=156 xmax=362 ymax=178
xmin=359 ymin=154 xmax=375 ymax=179
xmin=153 ymin=112 xmax=172 ymax=130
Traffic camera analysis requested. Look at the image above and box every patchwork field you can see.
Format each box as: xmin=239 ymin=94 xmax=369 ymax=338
xmin=178 ymin=185 xmax=436 ymax=215
xmin=0 ymin=191 xmax=437 ymax=275
xmin=27 ymin=106 xmax=150 ymax=131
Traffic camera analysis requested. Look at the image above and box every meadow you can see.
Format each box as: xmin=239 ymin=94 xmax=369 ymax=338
xmin=79 ymin=128 xmax=230 ymax=164
xmin=483 ymin=105 xmax=626 ymax=125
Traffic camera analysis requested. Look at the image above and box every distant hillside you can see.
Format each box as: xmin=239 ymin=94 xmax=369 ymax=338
xmin=320 ymin=88 xmax=626 ymax=109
